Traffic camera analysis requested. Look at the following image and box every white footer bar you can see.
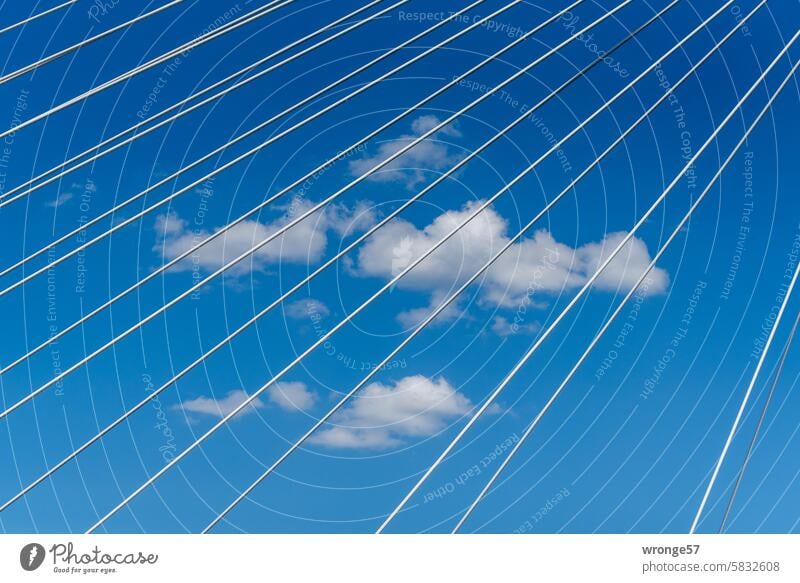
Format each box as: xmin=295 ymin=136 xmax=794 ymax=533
xmin=1 ymin=535 xmax=797 ymax=581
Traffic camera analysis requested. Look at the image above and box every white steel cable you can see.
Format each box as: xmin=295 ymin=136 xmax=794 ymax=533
xmin=0 ymin=0 xmax=474 ymax=288
xmin=0 ymin=0 xmax=78 ymax=37
xmin=0 ymin=0 xmax=406 ymax=276
xmin=0 ymin=1 xmax=582 ymax=387
xmin=0 ymin=0 xmax=671 ymax=519
xmin=0 ymin=0 xmax=530 ymax=389
xmin=207 ymin=1 xmax=769 ymax=533
xmin=0 ymin=0 xmax=522 ymax=297
xmin=690 ymin=212 xmax=800 ymax=531
xmin=719 ymin=308 xmax=800 ymax=532
xmin=81 ymin=2 xmax=636 ymax=534
xmin=0 ymin=0 xmax=393 ymax=209
xmin=207 ymin=3 xmax=726 ymax=535
xmin=0 ymin=0 xmax=296 ymax=142
xmin=376 ymin=26 xmax=800 ymax=535
xmin=692 ymin=266 xmax=800 ymax=532
xmin=0 ymin=0 xmax=495 ymax=389
xmin=92 ymin=1 xmax=749 ymax=534
xmin=452 ymin=59 xmax=800 ymax=533
xmin=0 ymin=0 xmax=187 ymax=85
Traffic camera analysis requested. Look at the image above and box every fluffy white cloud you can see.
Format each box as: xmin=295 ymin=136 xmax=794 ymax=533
xmin=352 ymin=201 xmax=668 ymax=315
xmin=491 ymin=315 xmax=540 ymax=337
xmin=348 ymin=115 xmax=463 ymax=189
xmin=575 ymin=231 xmax=668 ymax=295
xmin=310 ymin=375 xmax=472 ymax=450
xmin=174 ymin=389 xmax=264 ymax=420
xmin=174 ymin=382 xmax=317 ymax=419
xmin=284 ymin=298 xmax=330 ymax=320
xmin=395 ymin=292 xmax=465 ymax=329
xmin=154 ymin=199 xmax=376 ymax=274
xmin=267 ymin=381 xmax=317 ymax=413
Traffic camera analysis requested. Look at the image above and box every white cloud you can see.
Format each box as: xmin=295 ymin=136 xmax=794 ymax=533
xmin=575 ymin=231 xmax=668 ymax=295
xmin=310 ymin=375 xmax=473 ymax=450
xmin=348 ymin=114 xmax=463 ymax=189
xmin=267 ymin=381 xmax=317 ymax=413
xmin=175 ymin=382 xmax=317 ymax=419
xmin=284 ymin=298 xmax=330 ymax=320
xmin=352 ymin=201 xmax=668 ymax=317
xmin=491 ymin=315 xmax=540 ymax=337
xmin=174 ymin=390 xmax=264 ymax=420
xmin=155 ymin=212 xmax=186 ymax=236
xmin=45 ymin=192 xmax=74 ymax=208
xmin=154 ymin=199 xmax=376 ymax=274
xmin=395 ymin=292 xmax=465 ymax=329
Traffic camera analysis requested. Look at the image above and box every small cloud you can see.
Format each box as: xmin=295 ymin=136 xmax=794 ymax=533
xmin=348 ymin=115 xmax=463 ymax=189
xmin=45 ymin=192 xmax=74 ymax=208
xmin=155 ymin=212 xmax=187 ymax=237
xmin=284 ymin=298 xmax=330 ymax=320
xmin=491 ymin=315 xmax=540 ymax=337
xmin=411 ymin=114 xmax=461 ymax=137
xmin=267 ymin=381 xmax=317 ymax=413
xmin=154 ymin=200 xmax=377 ymax=275
xmin=395 ymin=293 xmax=465 ymax=329
xmin=310 ymin=375 xmax=473 ymax=450
xmin=486 ymin=402 xmax=504 ymax=415
xmin=174 ymin=390 xmax=264 ymax=420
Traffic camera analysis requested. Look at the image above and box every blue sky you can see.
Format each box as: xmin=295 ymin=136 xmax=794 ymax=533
xmin=0 ymin=0 xmax=799 ymax=534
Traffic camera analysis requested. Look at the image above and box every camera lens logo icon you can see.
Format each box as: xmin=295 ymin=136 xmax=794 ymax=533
xmin=20 ymin=543 xmax=46 ymax=571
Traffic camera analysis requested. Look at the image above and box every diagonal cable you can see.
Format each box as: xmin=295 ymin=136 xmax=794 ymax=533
xmin=0 ymin=0 xmax=296 ymax=141
xmin=0 ymin=0 xmax=394 ymax=209
xmin=0 ymin=0 xmax=526 ymax=292
xmin=0 ymin=0 xmax=185 ymax=85
xmin=0 ymin=0 xmax=478 ymax=292
xmin=81 ymin=0 xmax=742 ymax=534
xmin=691 ymin=205 xmax=800 ymax=532
xmin=0 ymin=1 xmax=587 ymax=394
xmin=80 ymin=2 xmax=646 ymax=533
xmin=719 ymin=308 xmax=800 ymax=532
xmin=0 ymin=0 xmax=531 ymax=382
xmin=452 ymin=58 xmax=800 ymax=533
xmin=0 ymin=0 xmax=78 ymax=37
xmin=210 ymin=1 xmax=772 ymax=534
xmin=14 ymin=6 xmax=764 ymax=532
xmin=0 ymin=0 xmax=676 ymax=519
xmin=375 ymin=25 xmax=799 ymax=535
